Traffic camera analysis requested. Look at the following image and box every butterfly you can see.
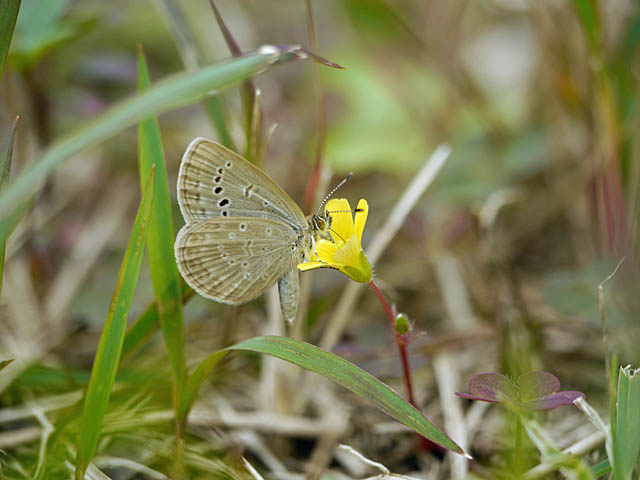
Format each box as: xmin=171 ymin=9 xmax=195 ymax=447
xmin=174 ymin=138 xmax=331 ymax=324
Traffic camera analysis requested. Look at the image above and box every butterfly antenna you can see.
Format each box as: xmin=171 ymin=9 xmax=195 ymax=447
xmin=316 ymin=173 xmax=353 ymax=215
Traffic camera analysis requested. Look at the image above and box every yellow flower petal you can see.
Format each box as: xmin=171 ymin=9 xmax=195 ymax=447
xmin=332 ymin=235 xmax=360 ymax=266
xmin=354 ymin=198 xmax=368 ymax=247
xmin=325 ymin=198 xmax=353 ymax=245
xmin=315 ymin=239 xmax=339 ymax=261
xmin=297 ymin=261 xmax=327 ymax=271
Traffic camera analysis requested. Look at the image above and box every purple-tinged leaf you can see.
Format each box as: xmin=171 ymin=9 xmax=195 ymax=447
xmin=465 ymin=372 xmax=517 ymax=402
xmin=523 ymin=391 xmax=586 ymax=411
xmin=519 ymin=371 xmax=560 ymax=402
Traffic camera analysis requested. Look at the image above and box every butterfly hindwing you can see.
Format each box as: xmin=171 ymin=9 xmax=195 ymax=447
xmin=174 ymin=216 xmax=305 ymax=304
xmin=177 ymin=138 xmax=307 ymax=229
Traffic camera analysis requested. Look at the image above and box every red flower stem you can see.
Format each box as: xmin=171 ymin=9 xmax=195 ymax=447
xmin=368 ymin=280 xmax=417 ymax=408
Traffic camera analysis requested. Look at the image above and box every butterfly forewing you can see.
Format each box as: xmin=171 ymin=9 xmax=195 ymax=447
xmin=177 ymin=138 xmax=307 ymax=229
xmin=175 ymin=217 xmax=304 ymax=304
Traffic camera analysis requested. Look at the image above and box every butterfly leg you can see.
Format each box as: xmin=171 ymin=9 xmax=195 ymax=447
xmin=311 ymin=235 xmax=328 ymax=264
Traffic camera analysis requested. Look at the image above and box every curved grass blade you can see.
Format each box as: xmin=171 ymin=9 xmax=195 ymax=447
xmin=0 ymin=116 xmax=19 ymax=295
xmin=0 ymin=0 xmax=20 ymax=79
xmin=178 ymin=335 xmax=465 ymax=455
xmin=0 ymin=45 xmax=306 ymax=229
xmin=75 ymin=168 xmax=156 ymax=480
xmin=137 ymin=46 xmax=186 ymax=394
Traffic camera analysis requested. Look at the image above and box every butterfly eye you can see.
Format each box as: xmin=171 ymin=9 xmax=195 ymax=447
xmin=315 ymin=217 xmax=326 ymax=230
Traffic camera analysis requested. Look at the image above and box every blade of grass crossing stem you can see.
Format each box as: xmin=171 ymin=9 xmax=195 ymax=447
xmin=137 ymin=48 xmax=186 ymax=396
xmin=75 ymin=168 xmax=155 ymax=480
xmin=612 ymin=365 xmax=640 ymax=480
xmin=0 ymin=0 xmax=20 ymax=79
xmin=0 ymin=118 xmax=18 ymax=294
xmin=0 ymin=46 xmax=308 ymax=233
xmin=178 ymin=335 xmax=465 ymax=455
xmin=120 ymin=281 xmax=194 ymax=366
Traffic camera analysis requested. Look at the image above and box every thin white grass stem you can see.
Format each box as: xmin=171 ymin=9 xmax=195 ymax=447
xmin=242 ymin=457 xmax=266 ymax=480
xmin=338 ymin=444 xmax=390 ymax=475
xmin=260 ymin=286 xmax=285 ymax=412
xmin=31 ymin=406 xmax=54 ymax=479
xmin=520 ymin=428 xmax=607 ymax=479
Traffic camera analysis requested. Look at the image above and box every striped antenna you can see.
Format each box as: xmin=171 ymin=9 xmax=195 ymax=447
xmin=316 ymin=173 xmax=353 ymax=215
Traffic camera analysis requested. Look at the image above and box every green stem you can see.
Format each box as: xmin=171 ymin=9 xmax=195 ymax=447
xmin=515 ymin=416 xmax=523 ymax=474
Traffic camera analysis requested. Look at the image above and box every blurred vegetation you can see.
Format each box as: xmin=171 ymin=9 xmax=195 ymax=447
xmin=1 ymin=0 xmax=640 ymax=478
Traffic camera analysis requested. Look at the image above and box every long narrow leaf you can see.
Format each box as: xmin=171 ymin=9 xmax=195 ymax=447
xmin=75 ymin=168 xmax=156 ymax=480
xmin=0 ymin=116 xmax=18 ymax=294
xmin=0 ymin=0 xmax=20 ymax=79
xmin=612 ymin=365 xmax=640 ymax=480
xmin=0 ymin=45 xmax=308 ymax=229
xmin=178 ymin=335 xmax=465 ymax=455
xmin=137 ymin=47 xmax=186 ymax=396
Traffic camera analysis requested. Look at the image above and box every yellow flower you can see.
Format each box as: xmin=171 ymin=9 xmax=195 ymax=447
xmin=298 ymin=198 xmax=372 ymax=283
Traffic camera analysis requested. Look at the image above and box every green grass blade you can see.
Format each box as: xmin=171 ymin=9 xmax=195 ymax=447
xmin=137 ymin=47 xmax=186 ymax=395
xmin=120 ymin=281 xmax=194 ymax=365
xmin=0 ymin=0 xmax=20 ymax=79
xmin=0 ymin=46 xmax=302 ymax=231
xmin=591 ymin=459 xmax=611 ymax=477
xmin=572 ymin=0 xmax=600 ymax=50
xmin=178 ymin=336 xmax=465 ymax=455
xmin=612 ymin=365 xmax=640 ymax=480
xmin=0 ymin=116 xmax=18 ymax=295
xmin=75 ymin=168 xmax=156 ymax=480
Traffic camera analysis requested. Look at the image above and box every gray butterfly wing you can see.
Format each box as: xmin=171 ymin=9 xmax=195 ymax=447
xmin=177 ymin=138 xmax=307 ymax=230
xmin=174 ymin=217 xmax=304 ymax=305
